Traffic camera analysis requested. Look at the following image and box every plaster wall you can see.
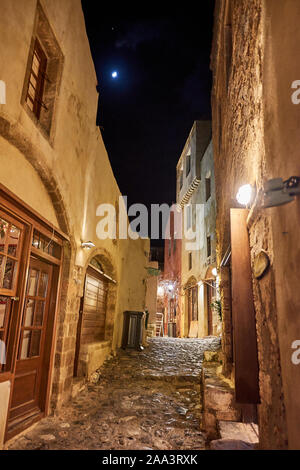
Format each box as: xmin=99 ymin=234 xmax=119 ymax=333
xmin=0 ymin=0 xmax=149 ymax=438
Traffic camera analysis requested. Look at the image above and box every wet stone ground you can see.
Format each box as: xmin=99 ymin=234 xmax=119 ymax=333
xmin=7 ymin=336 xmax=221 ymax=451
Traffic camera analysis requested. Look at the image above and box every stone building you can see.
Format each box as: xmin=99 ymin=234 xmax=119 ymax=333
xmin=163 ymin=209 xmax=182 ymax=337
xmin=0 ymin=0 xmax=149 ymax=446
xmin=145 ymin=246 xmax=164 ymax=336
xmin=145 ymin=260 xmax=159 ymax=336
xmin=211 ymin=0 xmax=300 ymax=449
xmin=176 ymin=121 xmax=220 ymax=338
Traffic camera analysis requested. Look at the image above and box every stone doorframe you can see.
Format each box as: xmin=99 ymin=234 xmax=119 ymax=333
xmin=82 ymin=249 xmax=118 ymax=343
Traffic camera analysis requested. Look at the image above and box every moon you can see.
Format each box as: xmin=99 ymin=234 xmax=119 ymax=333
xmin=111 ymin=71 xmax=118 ymax=79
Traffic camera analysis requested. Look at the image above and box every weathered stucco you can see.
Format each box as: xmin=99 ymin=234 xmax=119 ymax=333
xmin=0 ymin=0 xmax=149 ymax=444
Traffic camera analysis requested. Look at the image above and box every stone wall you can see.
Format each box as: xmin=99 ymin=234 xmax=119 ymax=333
xmin=211 ymin=0 xmax=290 ymax=449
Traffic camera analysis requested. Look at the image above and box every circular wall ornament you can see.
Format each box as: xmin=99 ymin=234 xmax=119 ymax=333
xmin=253 ymin=251 xmax=270 ymax=279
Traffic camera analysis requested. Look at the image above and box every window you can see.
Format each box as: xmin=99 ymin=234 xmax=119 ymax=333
xmin=0 ymin=212 xmax=25 ymax=373
xmin=205 ymin=177 xmax=211 ymax=201
xmin=169 ymin=298 xmax=176 ymax=322
xmin=0 ymin=297 xmax=10 ymax=372
xmin=189 ymin=252 xmax=192 ymax=270
xmin=25 ymin=39 xmax=47 ymax=119
xmin=186 ymin=205 xmax=192 ymax=231
xmin=22 ymin=2 xmax=64 ymax=138
xmin=180 ymin=171 xmax=183 ymax=190
xmin=186 ymin=154 xmax=191 ymax=176
xmin=32 ymin=230 xmax=61 ymax=259
xmin=89 ymin=257 xmax=104 ymax=273
xmin=0 ymin=216 xmax=23 ymax=294
xmin=207 ymin=235 xmax=211 ymax=258
xmin=0 ymin=80 xmax=6 ymax=105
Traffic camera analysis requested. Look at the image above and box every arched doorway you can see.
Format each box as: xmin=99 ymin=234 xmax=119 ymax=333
xmin=185 ymin=276 xmax=198 ymax=337
xmin=74 ymin=256 xmax=113 ymax=378
xmin=204 ymin=265 xmax=217 ymax=336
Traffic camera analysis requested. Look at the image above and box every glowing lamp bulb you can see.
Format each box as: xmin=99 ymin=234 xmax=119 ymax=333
xmin=212 ymin=267 xmax=218 ymax=277
xmin=112 ymin=71 xmax=118 ymax=78
xmin=157 ymin=286 xmax=164 ymax=296
xmin=236 ymin=184 xmax=254 ymax=206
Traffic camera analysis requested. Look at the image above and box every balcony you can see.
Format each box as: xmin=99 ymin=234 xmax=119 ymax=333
xmin=177 ymin=121 xmax=212 ymax=207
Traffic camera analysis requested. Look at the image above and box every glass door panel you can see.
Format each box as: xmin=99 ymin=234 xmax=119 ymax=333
xmin=18 ymin=262 xmax=51 ymax=360
xmin=0 ymin=214 xmax=23 ymax=295
xmin=0 ymin=296 xmax=12 ymax=372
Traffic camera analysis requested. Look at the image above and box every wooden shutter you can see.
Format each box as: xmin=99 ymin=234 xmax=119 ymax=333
xmin=230 ymin=209 xmax=260 ymax=403
xmin=81 ymin=267 xmax=108 ymax=343
xmin=26 ymin=38 xmax=47 ymax=119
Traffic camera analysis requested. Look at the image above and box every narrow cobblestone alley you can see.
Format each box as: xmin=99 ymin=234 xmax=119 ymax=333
xmin=7 ymin=337 xmax=221 ymax=451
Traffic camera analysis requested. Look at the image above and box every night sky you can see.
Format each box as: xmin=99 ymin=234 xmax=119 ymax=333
xmin=81 ymin=2 xmax=215 ymax=244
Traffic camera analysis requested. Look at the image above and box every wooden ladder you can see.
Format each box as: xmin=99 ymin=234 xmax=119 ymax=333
xmin=156 ymin=313 xmax=164 ymax=337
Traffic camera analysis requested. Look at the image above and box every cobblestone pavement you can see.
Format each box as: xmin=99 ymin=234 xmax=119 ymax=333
xmin=7 ymin=336 xmax=221 ymax=451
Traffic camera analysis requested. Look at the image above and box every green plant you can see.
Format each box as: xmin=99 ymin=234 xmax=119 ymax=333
xmin=211 ymin=299 xmax=222 ymax=322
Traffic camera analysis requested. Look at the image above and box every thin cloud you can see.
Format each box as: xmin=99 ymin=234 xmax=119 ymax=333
xmin=115 ymin=20 xmax=167 ymax=50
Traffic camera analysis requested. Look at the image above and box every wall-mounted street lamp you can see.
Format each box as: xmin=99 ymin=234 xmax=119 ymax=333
xmin=81 ymin=240 xmax=95 ymax=249
xmin=236 ymin=184 xmax=256 ymax=207
xmin=236 ymin=177 xmax=300 ymax=209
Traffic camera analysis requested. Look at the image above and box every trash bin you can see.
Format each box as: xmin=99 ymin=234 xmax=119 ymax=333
xmin=121 ymin=311 xmax=145 ymax=350
xmin=168 ymin=322 xmax=176 ymax=337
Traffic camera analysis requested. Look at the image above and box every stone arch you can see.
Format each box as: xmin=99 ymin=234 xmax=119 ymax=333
xmin=185 ymin=275 xmax=197 ymax=289
xmin=83 ymin=248 xmax=118 ymax=343
xmin=0 ymin=115 xmax=71 ymax=236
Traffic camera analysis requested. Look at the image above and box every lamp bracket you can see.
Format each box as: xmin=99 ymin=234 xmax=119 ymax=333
xmin=262 ymin=176 xmax=300 ymax=208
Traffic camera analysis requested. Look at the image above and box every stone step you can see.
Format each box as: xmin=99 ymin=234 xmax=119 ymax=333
xmin=209 ymin=438 xmax=256 ymax=450
xmin=218 ymin=420 xmax=259 ymax=443
xmin=201 ymin=364 xmax=242 ymax=439
xmin=203 ymin=350 xmax=223 ymax=363
xmin=71 ymin=377 xmax=87 ymax=398
xmin=210 ymin=421 xmax=259 ymax=449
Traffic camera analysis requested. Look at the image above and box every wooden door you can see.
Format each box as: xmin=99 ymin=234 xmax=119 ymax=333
xmin=191 ymin=286 xmax=198 ymax=321
xmin=230 ymin=209 xmax=260 ymax=404
xmin=187 ymin=288 xmax=192 ymax=330
xmin=207 ymin=283 xmax=213 ymax=336
xmin=8 ymin=257 xmax=53 ymax=427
